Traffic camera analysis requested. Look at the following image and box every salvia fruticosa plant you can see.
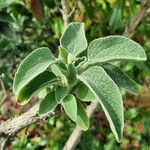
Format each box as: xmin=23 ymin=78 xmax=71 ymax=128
xmin=13 ymin=22 xmax=146 ymax=142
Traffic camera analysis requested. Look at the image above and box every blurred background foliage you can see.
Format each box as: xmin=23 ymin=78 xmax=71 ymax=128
xmin=0 ymin=0 xmax=150 ymax=149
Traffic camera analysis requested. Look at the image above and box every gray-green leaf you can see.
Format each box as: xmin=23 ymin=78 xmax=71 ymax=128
xmin=78 ymin=66 xmax=124 ymax=142
xmin=60 ymin=22 xmax=87 ymax=56
xmin=76 ymin=83 xmax=96 ymax=102
xmin=13 ymin=47 xmax=57 ymax=95
xmin=103 ymin=64 xmax=139 ymax=95
xmin=75 ymin=101 xmax=89 ymax=130
xmin=58 ymin=46 xmax=68 ymax=63
xmin=67 ymin=63 xmax=77 ymax=87
xmin=62 ymin=94 xmax=77 ymax=121
xmin=55 ymin=85 xmax=68 ymax=103
xmin=17 ymin=71 xmax=58 ymax=104
xmin=39 ymin=91 xmax=58 ymax=114
xmin=87 ymin=36 xmax=146 ymax=64
xmin=51 ymin=64 xmax=67 ymax=85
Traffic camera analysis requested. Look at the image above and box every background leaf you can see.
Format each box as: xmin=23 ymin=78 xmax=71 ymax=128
xmin=109 ymin=4 xmax=123 ymax=32
xmin=60 ymin=22 xmax=87 ymax=56
xmin=0 ymin=11 xmax=14 ymax=23
xmin=78 ymin=66 xmax=124 ymax=142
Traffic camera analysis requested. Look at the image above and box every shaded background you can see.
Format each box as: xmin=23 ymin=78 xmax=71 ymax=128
xmin=0 ymin=0 xmax=150 ymax=149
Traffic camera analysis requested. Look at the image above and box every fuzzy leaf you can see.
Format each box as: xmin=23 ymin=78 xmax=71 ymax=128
xmin=67 ymin=63 xmax=77 ymax=87
xmin=60 ymin=22 xmax=87 ymax=56
xmin=51 ymin=64 xmax=67 ymax=85
xmin=87 ymin=36 xmax=146 ymax=64
xmin=76 ymin=101 xmax=89 ymax=130
xmin=62 ymin=94 xmax=77 ymax=121
xmin=76 ymin=83 xmax=96 ymax=102
xmin=103 ymin=64 xmax=139 ymax=95
xmin=39 ymin=91 xmax=57 ymax=114
xmin=17 ymin=71 xmax=58 ymax=104
xmin=58 ymin=46 xmax=68 ymax=63
xmin=13 ymin=47 xmax=57 ymax=95
xmin=55 ymin=85 xmax=68 ymax=103
xmin=78 ymin=66 xmax=124 ymax=142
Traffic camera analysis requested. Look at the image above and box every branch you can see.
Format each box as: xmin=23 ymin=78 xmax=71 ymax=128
xmin=0 ymin=103 xmax=53 ymax=150
xmin=60 ymin=0 xmax=76 ymax=28
xmin=63 ymin=101 xmax=99 ymax=150
xmin=123 ymin=0 xmax=150 ymax=38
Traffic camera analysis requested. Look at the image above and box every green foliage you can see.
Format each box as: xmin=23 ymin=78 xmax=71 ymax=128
xmin=67 ymin=63 xmax=77 ymax=87
xmin=75 ymin=83 xmax=96 ymax=102
xmin=13 ymin=47 xmax=58 ymax=96
xmin=62 ymin=94 xmax=77 ymax=121
xmin=78 ymin=66 xmax=124 ymax=142
xmin=76 ymin=101 xmax=89 ymax=130
xmin=55 ymin=85 xmax=68 ymax=103
xmin=0 ymin=12 xmax=13 ymax=23
xmin=60 ymin=22 xmax=87 ymax=56
xmin=0 ymin=0 xmax=19 ymax=10
xmin=109 ymin=2 xmax=123 ymax=32
xmin=103 ymin=63 xmax=139 ymax=95
xmin=87 ymin=36 xmax=146 ymax=65
xmin=13 ymin=22 xmax=146 ymax=142
xmin=17 ymin=71 xmax=58 ymax=104
xmin=39 ymin=91 xmax=57 ymax=114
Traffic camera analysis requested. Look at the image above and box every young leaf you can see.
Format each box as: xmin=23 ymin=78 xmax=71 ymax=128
xmin=67 ymin=63 xmax=77 ymax=87
xmin=62 ymin=94 xmax=77 ymax=121
xmin=58 ymin=46 xmax=68 ymax=63
xmin=60 ymin=22 xmax=87 ymax=56
xmin=39 ymin=88 xmax=48 ymax=99
xmin=75 ymin=83 xmax=96 ymax=102
xmin=67 ymin=53 xmax=77 ymax=64
xmin=102 ymin=64 xmax=139 ymax=95
xmin=17 ymin=71 xmax=58 ymax=104
xmin=55 ymin=85 xmax=68 ymax=103
xmin=75 ymin=101 xmax=89 ymax=130
xmin=87 ymin=36 xmax=146 ymax=64
xmin=51 ymin=64 xmax=67 ymax=85
xmin=39 ymin=91 xmax=57 ymax=114
xmin=78 ymin=66 xmax=124 ymax=142
xmin=13 ymin=47 xmax=58 ymax=95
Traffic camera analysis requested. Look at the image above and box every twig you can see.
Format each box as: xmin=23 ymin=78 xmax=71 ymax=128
xmin=123 ymin=0 xmax=150 ymax=38
xmin=0 ymin=104 xmax=53 ymax=150
xmin=63 ymin=101 xmax=99 ymax=150
xmin=60 ymin=0 xmax=77 ymax=28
